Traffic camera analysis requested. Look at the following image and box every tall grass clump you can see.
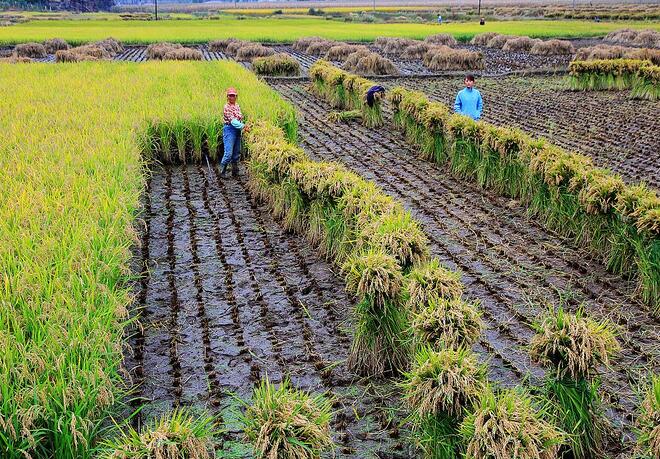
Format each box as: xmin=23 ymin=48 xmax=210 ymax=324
xmin=460 ymin=388 xmax=563 ymax=459
xmin=530 ymin=307 xmax=620 ymax=458
xmin=309 ymin=59 xmax=385 ymax=127
xmin=402 ymin=346 xmax=487 ymax=458
xmin=99 ymin=409 xmax=218 ymax=459
xmin=387 ymin=84 xmax=660 ymax=309
xmin=636 ymin=374 xmax=660 ymax=458
xmin=0 ymin=60 xmax=296 ymax=458
xmin=240 ymin=377 xmax=333 ymax=459
xmin=252 ymin=53 xmax=300 ymax=76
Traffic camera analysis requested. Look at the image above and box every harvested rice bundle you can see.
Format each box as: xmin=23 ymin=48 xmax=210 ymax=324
xmin=55 ymin=45 xmax=110 ymax=62
xmin=411 ymin=297 xmax=483 ymax=350
xmin=305 ymin=39 xmax=336 ymax=56
xmin=95 ymin=37 xmax=123 ymax=55
xmin=343 ymin=49 xmax=399 ymax=75
xmin=486 ymin=34 xmax=516 ymax=49
xmin=382 ymin=37 xmax=419 ymax=55
xmin=325 ymin=43 xmax=368 ymax=61
xmin=637 ymin=374 xmax=660 ymax=459
xmin=163 ymin=48 xmax=203 ymax=61
xmin=405 ymin=258 xmax=463 ymax=311
xmin=530 ymin=307 xmax=619 ymax=458
xmin=13 ymin=42 xmax=47 ymax=58
xmin=225 ymin=40 xmax=251 ymax=56
xmin=146 ymin=42 xmax=182 ymax=59
xmin=424 ymin=33 xmax=457 ymax=47
xmin=530 ymin=39 xmax=575 ymax=55
xmin=235 ymin=43 xmax=275 ymax=61
xmin=208 ymin=38 xmax=239 ymax=52
xmin=423 ymin=46 xmax=484 ymax=71
xmin=402 ymin=347 xmax=487 ymax=458
xmin=44 ymin=38 xmax=69 ymax=54
xmin=606 ymin=28 xmax=640 ymax=44
xmin=401 ymin=42 xmax=433 ymax=60
xmin=292 ymin=36 xmax=325 ymax=52
xmin=0 ymin=55 xmax=32 ymax=63
xmin=241 ymin=378 xmax=333 ymax=458
xmin=461 ymin=388 xmax=563 ymax=459
xmin=470 ymin=32 xmax=499 ymax=46
xmin=252 ymin=53 xmax=300 ymax=76
xmin=502 ymin=36 xmax=542 ymax=52
xmin=633 ymin=29 xmax=660 ymax=48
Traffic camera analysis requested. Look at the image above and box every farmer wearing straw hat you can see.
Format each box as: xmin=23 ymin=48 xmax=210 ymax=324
xmin=221 ymin=87 xmax=248 ymax=177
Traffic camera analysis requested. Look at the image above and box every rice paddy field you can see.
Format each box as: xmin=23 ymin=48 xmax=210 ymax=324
xmin=1 ymin=12 xmax=660 ymax=459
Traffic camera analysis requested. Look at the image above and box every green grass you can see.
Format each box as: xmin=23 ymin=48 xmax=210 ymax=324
xmin=0 ymin=17 xmax=658 ymax=45
xmin=0 ymin=60 xmax=295 ymax=458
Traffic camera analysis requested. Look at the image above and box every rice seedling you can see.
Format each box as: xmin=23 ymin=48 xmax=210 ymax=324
xmin=460 ymin=388 xmax=563 ymax=459
xmin=411 ymin=297 xmax=483 ymax=351
xmin=405 ymin=258 xmax=463 ymax=311
xmin=530 ymin=39 xmax=575 ymax=55
xmin=423 ymin=45 xmax=484 ymax=71
xmin=636 ymin=374 xmax=660 ymax=459
xmin=342 ymin=49 xmax=399 ymax=75
xmin=98 ymin=408 xmax=218 ymax=459
xmin=502 ymin=36 xmax=541 ymax=52
xmin=0 ymin=60 xmax=296 ymax=458
xmin=240 ymin=377 xmax=333 ymax=459
xmin=470 ymin=32 xmax=499 ymax=46
xmin=402 ymin=346 xmax=487 ymax=458
xmin=235 ymin=43 xmax=275 ymax=61
xmin=13 ymin=41 xmax=46 ymax=57
xmin=252 ymin=53 xmax=300 ymax=76
xmin=387 ymin=83 xmax=660 ymax=309
xmin=530 ymin=307 xmax=620 ymax=458
xmin=424 ymin=33 xmax=458 ymax=47
xmin=44 ymin=37 xmax=70 ymax=53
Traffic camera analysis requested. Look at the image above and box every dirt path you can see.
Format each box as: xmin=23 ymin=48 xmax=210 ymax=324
xmin=271 ymin=80 xmax=660 ymax=455
xmin=126 ymin=163 xmax=410 ymax=457
xmin=385 ymin=75 xmax=660 ymax=189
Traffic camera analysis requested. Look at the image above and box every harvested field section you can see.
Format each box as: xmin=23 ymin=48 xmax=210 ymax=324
xmin=130 ymin=163 xmax=410 ymax=457
xmin=272 ymin=80 xmax=660 ymax=456
xmin=390 ymin=75 xmax=660 ymax=189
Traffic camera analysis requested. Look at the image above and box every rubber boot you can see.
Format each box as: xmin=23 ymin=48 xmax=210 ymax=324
xmin=220 ymin=163 xmax=228 ymax=177
xmin=231 ymin=162 xmax=239 ymax=177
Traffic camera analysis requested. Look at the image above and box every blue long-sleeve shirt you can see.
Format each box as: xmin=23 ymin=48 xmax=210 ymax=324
xmin=454 ymin=87 xmax=483 ymax=120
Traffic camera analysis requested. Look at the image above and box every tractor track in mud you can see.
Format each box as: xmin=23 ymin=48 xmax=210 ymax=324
xmin=384 ymin=75 xmax=660 ymax=189
xmin=271 ymin=80 xmax=660 ymax=454
xmin=129 ymin=162 xmax=411 ymax=457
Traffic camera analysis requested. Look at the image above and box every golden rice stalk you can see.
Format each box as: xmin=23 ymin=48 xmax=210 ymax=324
xmin=568 ymin=167 xmax=625 ymax=215
xmin=337 ymin=181 xmax=398 ymax=227
xmin=386 ymin=85 xmax=409 ymax=109
xmin=405 ymin=258 xmax=464 ymax=311
xmin=412 ymin=296 xmax=483 ymax=350
xmin=483 ymin=125 xmax=532 ymax=158
xmin=461 ymin=388 xmax=563 ymax=459
xmin=342 ymin=250 xmax=403 ymax=304
xmin=242 ymin=377 xmax=333 ymax=459
xmin=530 ymin=307 xmax=620 ymax=380
xmin=402 ymin=346 xmax=487 ymax=418
xmin=358 ymin=209 xmax=430 ymax=269
xmin=636 ymin=374 xmax=660 ymax=458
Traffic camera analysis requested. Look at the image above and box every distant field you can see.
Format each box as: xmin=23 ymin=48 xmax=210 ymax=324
xmin=0 ymin=17 xmax=658 ymax=45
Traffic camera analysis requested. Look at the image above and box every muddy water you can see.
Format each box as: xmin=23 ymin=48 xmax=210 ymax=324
xmin=271 ymin=80 xmax=660 ymax=457
xmin=126 ymin=163 xmax=412 ymax=457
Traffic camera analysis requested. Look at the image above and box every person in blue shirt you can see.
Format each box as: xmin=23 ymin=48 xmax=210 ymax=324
xmin=454 ymin=74 xmax=483 ymax=121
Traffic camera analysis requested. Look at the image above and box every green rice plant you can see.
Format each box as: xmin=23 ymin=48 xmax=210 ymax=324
xmin=530 ymin=307 xmax=620 ymax=458
xmin=405 ymin=258 xmax=464 ymax=312
xmin=636 ymin=374 xmax=660 ymax=458
xmin=460 ymin=388 xmax=563 ymax=459
xmin=98 ymin=409 xmax=218 ymax=459
xmin=240 ymin=377 xmax=333 ymax=459
xmin=411 ymin=297 xmax=483 ymax=351
xmin=204 ymin=117 xmax=222 ymax=161
xmin=343 ymin=250 xmax=409 ymax=375
xmin=402 ymin=346 xmax=487 ymax=458
xmin=0 ymin=60 xmax=296 ymax=458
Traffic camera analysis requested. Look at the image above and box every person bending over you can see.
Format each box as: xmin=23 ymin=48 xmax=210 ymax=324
xmin=454 ymin=74 xmax=483 ymax=121
xmin=221 ymin=87 xmax=249 ymax=177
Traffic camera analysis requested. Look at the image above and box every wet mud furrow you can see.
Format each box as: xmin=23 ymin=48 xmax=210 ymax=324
xmin=271 ymin=81 xmax=660 ymax=442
